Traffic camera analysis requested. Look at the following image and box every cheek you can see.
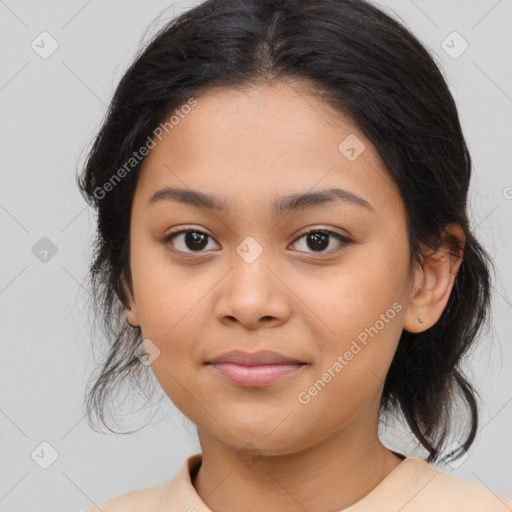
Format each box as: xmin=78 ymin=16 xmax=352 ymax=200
xmin=129 ymin=236 xmax=202 ymax=334
xmin=296 ymin=247 xmax=407 ymax=381
xmin=129 ymin=240 xmax=216 ymax=380
xmin=296 ymin=249 xmax=406 ymax=334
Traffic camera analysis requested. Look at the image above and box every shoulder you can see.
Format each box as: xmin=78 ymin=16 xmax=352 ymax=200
xmin=406 ymin=459 xmax=512 ymax=511
xmin=80 ymin=452 xmax=202 ymax=512
xmin=82 ymin=482 xmax=167 ymax=512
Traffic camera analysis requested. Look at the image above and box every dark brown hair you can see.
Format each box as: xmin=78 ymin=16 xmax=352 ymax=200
xmin=77 ymin=0 xmax=494 ymax=464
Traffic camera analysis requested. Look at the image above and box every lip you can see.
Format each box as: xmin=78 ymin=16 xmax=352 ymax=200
xmin=208 ymin=362 xmax=307 ymax=387
xmin=205 ymin=349 xmax=308 ymax=388
xmin=206 ymin=349 xmax=305 ymax=366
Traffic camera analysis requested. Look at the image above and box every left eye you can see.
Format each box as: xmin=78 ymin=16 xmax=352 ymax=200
xmin=290 ymin=228 xmax=351 ymax=254
xmin=163 ymin=228 xmax=350 ymax=254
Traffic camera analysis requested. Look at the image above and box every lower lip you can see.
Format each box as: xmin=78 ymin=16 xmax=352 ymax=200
xmin=208 ymin=362 xmax=306 ymax=387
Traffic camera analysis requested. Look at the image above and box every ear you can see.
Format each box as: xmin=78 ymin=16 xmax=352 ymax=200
xmin=403 ymin=223 xmax=465 ymax=333
xmin=121 ymin=273 xmax=140 ymax=328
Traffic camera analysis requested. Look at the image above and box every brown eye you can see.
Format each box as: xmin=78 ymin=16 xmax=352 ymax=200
xmin=290 ymin=228 xmax=351 ymax=254
xmin=162 ymin=226 xmax=351 ymax=256
xmin=163 ymin=229 xmax=219 ymax=253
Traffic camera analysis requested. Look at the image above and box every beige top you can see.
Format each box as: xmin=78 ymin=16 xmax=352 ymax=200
xmin=84 ymin=452 xmax=512 ymax=511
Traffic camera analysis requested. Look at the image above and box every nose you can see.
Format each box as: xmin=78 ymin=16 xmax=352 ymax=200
xmin=213 ymin=246 xmax=292 ymax=330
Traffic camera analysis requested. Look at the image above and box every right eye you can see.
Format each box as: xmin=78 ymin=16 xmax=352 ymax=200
xmin=162 ymin=227 xmax=220 ymax=254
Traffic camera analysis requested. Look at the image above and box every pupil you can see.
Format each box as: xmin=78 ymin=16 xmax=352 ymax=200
xmin=186 ymin=231 xmax=208 ymax=250
xmin=308 ymin=232 xmax=328 ymax=251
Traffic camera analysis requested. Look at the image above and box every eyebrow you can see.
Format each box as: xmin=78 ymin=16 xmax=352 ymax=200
xmin=146 ymin=186 xmax=376 ymax=216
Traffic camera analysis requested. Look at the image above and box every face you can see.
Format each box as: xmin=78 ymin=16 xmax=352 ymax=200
xmin=123 ymin=81 xmax=420 ymax=456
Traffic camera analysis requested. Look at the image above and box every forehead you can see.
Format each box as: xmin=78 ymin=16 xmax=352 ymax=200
xmin=134 ymin=81 xmax=404 ymax=219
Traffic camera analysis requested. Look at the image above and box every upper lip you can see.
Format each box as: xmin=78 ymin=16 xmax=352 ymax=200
xmin=207 ymin=349 xmax=306 ymax=366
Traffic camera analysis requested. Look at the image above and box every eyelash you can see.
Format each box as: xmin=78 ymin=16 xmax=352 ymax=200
xmin=162 ymin=226 xmax=352 ymax=256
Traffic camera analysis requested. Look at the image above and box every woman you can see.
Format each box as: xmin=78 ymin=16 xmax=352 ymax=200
xmin=78 ymin=0 xmax=512 ymax=509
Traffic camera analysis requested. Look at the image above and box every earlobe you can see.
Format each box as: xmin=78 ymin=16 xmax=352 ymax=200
xmin=403 ymin=263 xmax=428 ymax=333
xmin=121 ymin=274 xmax=140 ymax=328
xmin=403 ymin=223 xmax=465 ymax=334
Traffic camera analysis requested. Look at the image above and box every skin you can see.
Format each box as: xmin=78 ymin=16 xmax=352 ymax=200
xmin=122 ymin=80 xmax=465 ymax=512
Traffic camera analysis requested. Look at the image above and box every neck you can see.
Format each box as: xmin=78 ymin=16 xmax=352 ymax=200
xmin=192 ymin=424 xmax=403 ymax=512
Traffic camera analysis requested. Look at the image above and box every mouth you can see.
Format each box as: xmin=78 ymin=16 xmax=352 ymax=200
xmin=204 ymin=349 xmax=309 ymax=388
xmin=207 ymin=361 xmax=308 ymax=387
xmin=206 ymin=349 xmax=306 ymax=366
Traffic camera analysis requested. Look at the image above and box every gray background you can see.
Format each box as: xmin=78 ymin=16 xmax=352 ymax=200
xmin=0 ymin=1 xmax=510 ymax=510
